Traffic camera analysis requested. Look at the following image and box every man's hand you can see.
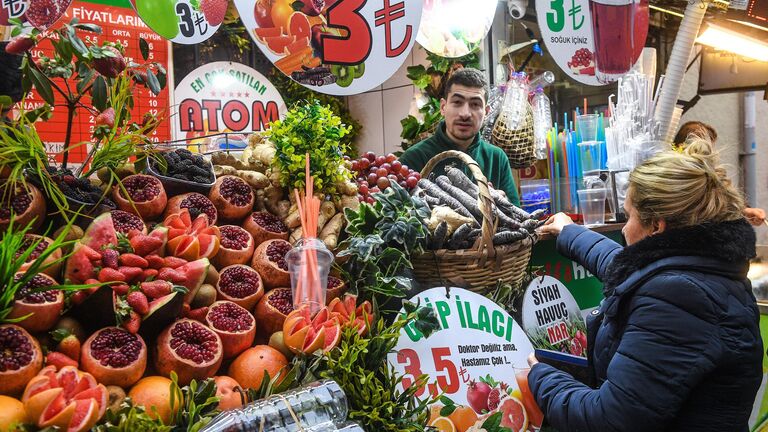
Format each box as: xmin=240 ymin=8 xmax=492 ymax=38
xmin=536 ymin=212 xmax=574 ymax=236
xmin=744 ymin=207 xmax=766 ymax=227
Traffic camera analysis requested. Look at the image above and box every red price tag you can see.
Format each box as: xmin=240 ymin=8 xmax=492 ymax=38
xmin=397 ymin=347 xmax=461 ymax=398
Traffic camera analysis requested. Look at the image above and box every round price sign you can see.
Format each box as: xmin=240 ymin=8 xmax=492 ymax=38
xmin=132 ymin=0 xmax=225 ymax=44
xmin=235 ymin=0 xmax=423 ymax=95
xmin=521 ymin=276 xmax=587 ymax=358
xmin=0 ymin=0 xmax=69 ymax=36
xmin=389 ymin=288 xmax=534 ymax=407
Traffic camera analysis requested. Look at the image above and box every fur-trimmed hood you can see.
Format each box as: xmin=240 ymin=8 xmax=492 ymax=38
xmin=603 ymin=218 xmax=756 ymax=291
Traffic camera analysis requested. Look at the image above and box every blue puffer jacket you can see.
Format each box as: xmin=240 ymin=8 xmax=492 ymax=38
xmin=528 ymin=219 xmax=762 ymax=432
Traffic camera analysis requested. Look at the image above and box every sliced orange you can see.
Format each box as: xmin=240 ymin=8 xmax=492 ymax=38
xmin=429 ymin=416 xmax=456 ymax=432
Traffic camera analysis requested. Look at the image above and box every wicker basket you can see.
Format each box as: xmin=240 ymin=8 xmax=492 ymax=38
xmin=412 ymin=151 xmax=535 ymax=294
xmin=491 ymin=103 xmax=536 ymax=168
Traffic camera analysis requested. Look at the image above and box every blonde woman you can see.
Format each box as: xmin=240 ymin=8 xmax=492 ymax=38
xmin=531 ymin=138 xmax=762 ymax=431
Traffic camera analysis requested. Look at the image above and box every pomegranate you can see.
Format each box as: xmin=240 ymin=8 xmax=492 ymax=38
xmin=81 ymin=327 xmax=147 ymax=388
xmin=208 ymin=176 xmax=254 ymax=222
xmin=212 ymin=225 xmax=255 ymax=269
xmin=253 ymin=287 xmax=293 ymax=338
xmin=301 ymin=0 xmax=324 ymax=16
xmin=254 ymin=0 xmax=273 ymax=27
xmin=206 ymin=301 xmax=256 ymax=359
xmin=8 ymin=273 xmax=63 ymax=333
xmin=0 ymin=183 xmax=46 ymax=232
xmin=17 ymin=235 xmax=62 ymax=278
xmin=216 ymin=265 xmax=264 ymax=311
xmin=155 ymin=319 xmax=223 ymax=385
xmin=113 ymin=174 xmax=168 ymax=220
xmin=325 ymin=276 xmax=347 ymax=304
xmin=164 ymin=193 xmax=218 ymax=225
xmin=487 ymin=383 xmax=509 ymax=411
xmin=0 ymin=324 xmax=43 ymax=396
xmin=466 ymin=380 xmax=492 ymax=414
xmin=243 ymin=211 xmax=289 ymax=246
xmin=251 ymin=239 xmax=291 ymax=289
xmin=25 ymin=0 xmax=72 ymax=30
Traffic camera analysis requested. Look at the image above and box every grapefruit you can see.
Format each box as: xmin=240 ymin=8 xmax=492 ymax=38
xmin=214 ymin=376 xmax=244 ymax=411
xmin=228 ymin=346 xmax=288 ymax=390
xmin=429 ymin=416 xmax=456 ymax=432
xmin=128 ymin=376 xmax=177 ymax=424
xmin=0 ymin=395 xmax=26 ymax=430
xmin=498 ymin=396 xmax=528 ymax=432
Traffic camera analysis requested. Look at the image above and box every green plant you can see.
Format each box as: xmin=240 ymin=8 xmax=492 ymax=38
xmin=338 ymin=182 xmax=430 ymax=307
xmin=321 ymin=303 xmax=440 ymax=432
xmin=266 ymin=100 xmax=352 ymax=195
xmin=93 ymin=398 xmax=173 ymax=432
xmin=400 ymin=49 xmax=481 ymax=149
xmin=269 ymin=69 xmax=361 ymax=156
xmin=168 ymin=372 xmax=221 ymax=432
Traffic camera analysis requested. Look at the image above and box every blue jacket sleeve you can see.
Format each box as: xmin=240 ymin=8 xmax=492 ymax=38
xmin=528 ymin=276 xmax=721 ymax=432
xmin=556 ymin=224 xmax=622 ymax=282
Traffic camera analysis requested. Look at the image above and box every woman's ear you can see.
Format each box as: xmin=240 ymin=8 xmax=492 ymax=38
xmin=651 ymin=218 xmax=667 ymax=235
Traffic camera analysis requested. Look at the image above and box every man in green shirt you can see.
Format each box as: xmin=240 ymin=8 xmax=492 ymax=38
xmin=399 ymin=68 xmax=520 ymax=206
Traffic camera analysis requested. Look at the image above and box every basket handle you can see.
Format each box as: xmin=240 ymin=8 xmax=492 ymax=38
xmin=420 ymin=150 xmax=498 ymax=258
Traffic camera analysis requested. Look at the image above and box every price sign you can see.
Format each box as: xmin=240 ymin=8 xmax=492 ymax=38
xmin=416 ymin=0 xmax=496 ymax=58
xmin=172 ymin=61 xmax=287 ymax=149
xmin=0 ymin=0 xmax=71 ymax=40
xmin=235 ymin=0 xmax=423 ymax=95
xmin=389 ymin=288 xmax=534 ymax=407
xmin=521 ymin=276 xmax=587 ymax=357
xmin=22 ymin=0 xmax=172 ymax=164
xmin=132 ymin=0 xmax=225 ymax=44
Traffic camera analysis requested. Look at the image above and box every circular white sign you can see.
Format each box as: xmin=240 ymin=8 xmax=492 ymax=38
xmin=172 ymin=62 xmax=287 ymax=149
xmin=132 ymin=0 xmax=224 ymax=44
xmin=234 ymin=0 xmax=423 ymax=95
xmin=416 ymin=0 xmax=496 ymax=58
xmin=521 ymin=275 xmax=586 ymax=357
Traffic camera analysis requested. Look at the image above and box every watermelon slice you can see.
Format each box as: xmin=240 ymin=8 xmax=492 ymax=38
xmin=63 ymin=243 xmax=100 ymax=283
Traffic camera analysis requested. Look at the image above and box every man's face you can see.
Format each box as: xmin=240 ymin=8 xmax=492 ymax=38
xmin=440 ymin=84 xmax=488 ymax=143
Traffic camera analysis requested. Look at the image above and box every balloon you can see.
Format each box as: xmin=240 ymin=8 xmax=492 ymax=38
xmin=135 ymin=0 xmax=179 ymax=40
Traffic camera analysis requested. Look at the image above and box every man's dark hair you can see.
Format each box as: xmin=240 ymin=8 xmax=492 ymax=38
xmin=443 ymin=68 xmax=488 ymax=102
xmin=673 ymin=121 xmax=718 ymax=145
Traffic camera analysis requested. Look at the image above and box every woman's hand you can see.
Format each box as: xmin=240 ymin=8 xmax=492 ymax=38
xmin=528 ymin=352 xmax=539 ymax=367
xmin=536 ymin=212 xmax=574 ymax=236
xmin=744 ymin=207 xmax=766 ymax=227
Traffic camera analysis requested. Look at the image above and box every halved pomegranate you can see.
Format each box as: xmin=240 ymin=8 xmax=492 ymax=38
xmin=253 ymin=288 xmax=293 ymax=338
xmin=164 ymin=192 xmax=218 ymax=225
xmin=208 ymin=176 xmax=254 ymax=222
xmin=243 ymin=211 xmax=289 ymax=246
xmin=282 ymin=306 xmax=341 ymax=354
xmin=17 ymin=235 xmax=62 ymax=278
xmin=81 ymin=327 xmax=147 ymax=388
xmin=0 ymin=182 xmax=46 ymax=231
xmin=9 ymin=273 xmax=64 ymax=333
xmin=113 ymin=174 xmax=168 ymax=220
xmin=325 ymin=276 xmax=347 ymax=305
xmin=212 ymin=225 xmax=255 ymax=269
xmin=155 ymin=319 xmax=223 ymax=385
xmin=164 ymin=209 xmax=220 ymax=260
xmin=251 ymin=239 xmax=291 ymax=289
xmin=216 ymin=264 xmax=264 ymax=311
xmin=0 ymin=324 xmax=43 ymax=396
xmin=206 ymin=301 xmax=256 ymax=359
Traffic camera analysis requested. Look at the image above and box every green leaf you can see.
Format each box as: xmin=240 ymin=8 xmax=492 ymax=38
xmin=10 ymin=27 xmax=20 ymax=37
xmin=73 ymin=23 xmax=102 ymax=33
xmin=76 ymin=69 xmax=94 ymax=94
xmin=91 ymin=76 xmax=108 ymax=112
xmin=439 ymin=404 xmax=456 ymax=417
xmin=28 ymin=67 xmax=55 ymax=105
xmin=145 ymin=70 xmax=161 ymax=95
xmin=68 ymin=30 xmax=89 ymax=59
xmin=0 ymin=96 xmax=13 ymax=108
xmin=139 ymin=38 xmax=149 ymax=61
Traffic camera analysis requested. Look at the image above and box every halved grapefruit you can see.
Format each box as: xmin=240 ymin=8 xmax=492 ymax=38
xmin=498 ymin=396 xmax=528 ymax=432
xmin=429 ymin=416 xmax=456 ymax=432
xmin=164 ymin=209 xmax=220 ymax=261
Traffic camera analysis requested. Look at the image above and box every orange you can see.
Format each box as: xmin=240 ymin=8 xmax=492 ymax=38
xmin=429 ymin=416 xmax=456 ymax=432
xmin=429 ymin=404 xmax=443 ymax=424
xmin=228 ymin=345 xmax=288 ymax=390
xmin=270 ymin=0 xmax=293 ymax=32
xmin=449 ymin=405 xmax=478 ymax=432
xmin=128 ymin=376 xmax=178 ymax=424
xmin=0 ymin=395 xmax=26 ymax=431
xmin=214 ymin=376 xmax=244 ymax=411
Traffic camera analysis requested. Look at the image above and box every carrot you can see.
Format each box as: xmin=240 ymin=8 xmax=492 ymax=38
xmin=303 ymin=56 xmax=322 ymax=69
xmin=275 ymin=48 xmax=313 ymax=74
xmin=285 ymin=37 xmax=309 ymax=55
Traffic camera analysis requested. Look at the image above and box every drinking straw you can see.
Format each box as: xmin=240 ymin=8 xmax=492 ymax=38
xmin=293 ymin=153 xmax=323 ymax=314
xmin=584 ymin=98 xmax=588 ymax=115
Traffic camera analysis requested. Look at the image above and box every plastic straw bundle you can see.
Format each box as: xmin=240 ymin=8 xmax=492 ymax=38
xmin=293 ymin=153 xmax=324 ymax=312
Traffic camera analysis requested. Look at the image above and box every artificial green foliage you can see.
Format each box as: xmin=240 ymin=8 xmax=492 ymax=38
xmin=339 ymin=183 xmax=430 ymax=306
xmin=168 ymin=372 xmax=221 ymax=432
xmin=266 ymin=100 xmax=352 ymax=195
xmin=93 ymin=398 xmax=173 ymax=432
xmin=269 ymin=69 xmax=361 ymax=156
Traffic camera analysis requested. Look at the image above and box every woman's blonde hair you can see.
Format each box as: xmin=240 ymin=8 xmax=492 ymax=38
xmin=628 ymin=137 xmax=745 ymax=228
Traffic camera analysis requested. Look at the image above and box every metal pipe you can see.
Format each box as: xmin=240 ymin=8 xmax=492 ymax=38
xmin=741 ymin=91 xmax=757 ymax=206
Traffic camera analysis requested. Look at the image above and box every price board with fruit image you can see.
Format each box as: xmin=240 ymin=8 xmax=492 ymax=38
xmin=131 ymin=0 xmax=228 ymax=44
xmin=234 ymin=0 xmax=423 ymax=95
xmin=389 ymin=287 xmax=545 ymax=432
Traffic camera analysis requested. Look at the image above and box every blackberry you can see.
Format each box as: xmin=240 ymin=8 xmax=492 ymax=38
xmin=193 ymin=176 xmax=209 ymax=183
xmin=176 ymin=149 xmax=193 ymax=158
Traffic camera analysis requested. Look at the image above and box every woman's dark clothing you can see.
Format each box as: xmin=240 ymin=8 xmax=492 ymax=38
xmin=529 ymin=219 xmax=762 ymax=432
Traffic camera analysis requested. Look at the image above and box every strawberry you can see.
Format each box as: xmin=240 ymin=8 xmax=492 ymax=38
xmin=80 ymin=244 xmax=102 ymax=261
xmin=101 ymin=248 xmax=119 ymax=269
xmin=70 ymin=290 xmax=88 ymax=306
xmin=94 ymin=107 xmax=115 ymax=128
xmin=140 ymin=280 xmax=172 ymax=299
xmin=84 ymin=278 xmax=101 ymax=285
xmin=130 ymin=235 xmax=164 ymax=256
xmin=112 ymin=283 xmax=130 ymax=296
xmin=118 ymin=266 xmax=144 ymax=282
xmin=186 ymin=306 xmax=209 ymax=323
xmin=127 ymin=291 xmax=150 ymax=315
xmin=46 ymin=351 xmax=78 ymax=370
xmin=119 ymin=253 xmax=149 ymax=268
xmin=162 ymin=256 xmax=187 ymax=269
xmin=93 ymin=46 xmax=126 ymax=78
xmin=141 ymin=268 xmax=159 ymax=280
xmin=5 ymin=35 xmax=35 ymax=55
xmin=199 ymin=0 xmax=228 ymax=26
xmin=122 ymin=310 xmax=141 ymax=334
xmin=98 ymin=267 xmax=126 ymax=282
xmin=146 ymin=255 xmax=164 ymax=269
xmin=51 ymin=330 xmax=81 ymax=363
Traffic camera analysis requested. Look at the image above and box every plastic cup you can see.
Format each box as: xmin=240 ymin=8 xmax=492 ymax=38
xmin=578 ymin=189 xmax=607 ymax=226
xmin=286 ymin=238 xmax=334 ymax=315
xmin=576 ymin=114 xmax=599 ymax=142
xmin=578 ymin=141 xmax=604 ymax=175
xmin=513 ymin=367 xmax=544 ymax=429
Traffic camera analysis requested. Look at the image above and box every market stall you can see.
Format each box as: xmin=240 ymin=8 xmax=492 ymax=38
xmin=0 ymin=0 xmax=765 ymax=431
